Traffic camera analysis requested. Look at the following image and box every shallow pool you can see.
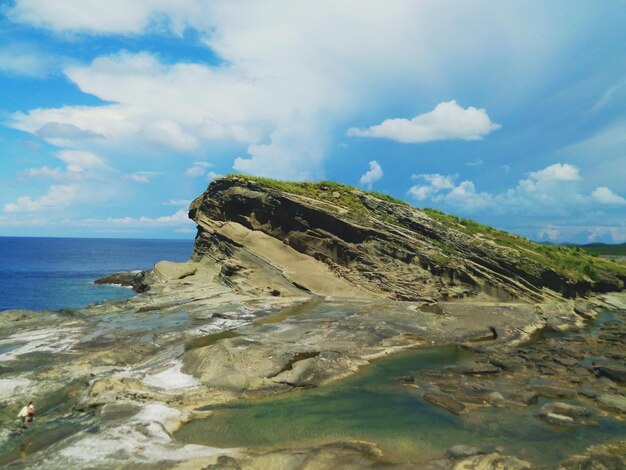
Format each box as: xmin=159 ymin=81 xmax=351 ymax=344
xmin=175 ymin=344 xmax=626 ymax=466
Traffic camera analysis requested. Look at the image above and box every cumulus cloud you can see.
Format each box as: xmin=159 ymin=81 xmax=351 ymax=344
xmin=409 ymin=174 xmax=491 ymax=211
xmin=185 ymin=161 xmax=214 ymax=178
xmin=408 ymin=174 xmax=455 ymax=200
xmin=127 ymin=172 xmax=159 ymax=184
xmin=359 ymin=160 xmax=383 ymax=189
xmin=7 ymin=2 xmax=570 ymax=180
xmin=591 ymin=186 xmax=626 ymax=205
xmin=347 ymin=101 xmax=500 ymax=143
xmin=528 ymin=163 xmax=579 ymax=181
xmin=538 ymin=226 xmax=561 ymax=241
xmin=233 ymin=121 xmax=328 ymax=180
xmin=408 ymin=163 xmax=626 ymax=217
xmin=18 ymin=150 xmax=106 ymax=182
xmin=587 ymin=226 xmax=626 ymax=244
xmin=3 ymin=184 xmax=76 ymax=212
xmin=36 ymin=122 xmax=103 ymax=141
xmin=164 ymin=199 xmax=192 ymax=206
xmin=12 ymin=104 xmax=132 ymax=147
xmin=140 ymin=120 xmax=198 ymax=151
xmin=20 ymin=166 xmax=65 ymax=180
xmin=0 ymin=43 xmax=61 ymax=78
xmin=56 ymin=150 xmax=105 ymax=171
xmin=81 ymin=210 xmax=191 ymax=227
xmin=6 ymin=0 xmax=201 ymax=35
xmin=9 ymin=150 xmax=159 ymax=218
xmin=206 ymin=171 xmax=222 ymax=181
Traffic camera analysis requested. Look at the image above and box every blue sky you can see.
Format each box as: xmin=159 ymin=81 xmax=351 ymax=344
xmin=0 ymin=1 xmax=625 ymax=242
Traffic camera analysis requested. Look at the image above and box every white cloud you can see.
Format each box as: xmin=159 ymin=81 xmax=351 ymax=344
xmin=409 ymin=174 xmax=490 ymax=212
xmin=11 ymin=103 xmax=133 ymax=148
xmin=17 ymin=150 xmax=106 ymax=182
xmin=408 ymin=163 xmax=626 ymax=223
xmin=175 ymin=227 xmax=196 ymax=234
xmin=538 ymin=226 xmax=561 ymax=241
xmin=164 ymin=199 xmax=192 ymax=206
xmin=586 ymin=226 xmax=626 ymax=244
xmin=233 ymin=120 xmax=328 ymax=180
xmin=527 ymin=163 xmax=579 ymax=182
xmin=56 ymin=150 xmax=105 ymax=171
xmin=359 ymin=160 xmax=383 ymax=189
xmin=185 ymin=162 xmax=216 ymax=178
xmin=7 ymin=3 xmax=573 ymax=180
xmin=20 ymin=166 xmax=65 ymax=180
xmin=0 ymin=43 xmax=60 ymax=78
xmin=140 ymin=120 xmax=198 ymax=151
xmin=206 ymin=171 xmax=222 ymax=181
xmin=36 ymin=122 xmax=103 ymax=140
xmin=7 ymin=0 xmax=201 ymax=35
xmin=128 ymin=172 xmax=158 ymax=184
xmin=590 ymin=82 xmax=624 ymax=113
xmin=3 ymin=184 xmax=76 ymax=212
xmin=407 ymin=173 xmax=455 ymax=200
xmin=184 ymin=167 xmax=205 ymax=178
xmin=82 ymin=210 xmax=191 ymax=227
xmin=7 ymin=150 xmax=157 ymax=218
xmin=591 ymin=186 xmax=626 ymax=206
xmin=347 ymin=101 xmax=500 ymax=143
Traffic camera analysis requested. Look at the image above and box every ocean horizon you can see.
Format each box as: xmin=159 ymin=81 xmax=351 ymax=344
xmin=0 ymin=236 xmax=194 ymax=311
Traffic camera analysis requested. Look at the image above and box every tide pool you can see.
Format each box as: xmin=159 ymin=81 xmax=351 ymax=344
xmin=175 ymin=344 xmax=626 ymax=466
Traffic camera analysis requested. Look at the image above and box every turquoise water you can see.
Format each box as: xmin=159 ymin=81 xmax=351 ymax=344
xmin=0 ymin=237 xmax=193 ymax=311
xmin=175 ymin=345 xmax=626 ymax=466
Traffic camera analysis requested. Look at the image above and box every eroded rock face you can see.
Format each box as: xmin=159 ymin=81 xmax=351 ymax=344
xmin=188 ymin=178 xmax=624 ymax=302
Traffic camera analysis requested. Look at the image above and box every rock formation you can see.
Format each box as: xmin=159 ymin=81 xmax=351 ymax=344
xmin=186 ymin=176 xmax=625 ymax=302
xmin=3 ymin=175 xmax=625 ymax=469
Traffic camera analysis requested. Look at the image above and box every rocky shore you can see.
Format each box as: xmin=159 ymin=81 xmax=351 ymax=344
xmin=1 ymin=177 xmax=625 ymax=468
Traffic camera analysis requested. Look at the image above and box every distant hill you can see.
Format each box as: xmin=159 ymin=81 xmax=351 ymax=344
xmin=576 ymin=243 xmax=626 ymax=257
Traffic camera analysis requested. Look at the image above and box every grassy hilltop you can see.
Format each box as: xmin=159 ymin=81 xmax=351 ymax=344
xmin=222 ymin=174 xmax=626 ymax=286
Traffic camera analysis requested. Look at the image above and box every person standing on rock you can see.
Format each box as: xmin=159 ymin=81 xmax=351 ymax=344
xmin=17 ymin=402 xmax=34 ymax=429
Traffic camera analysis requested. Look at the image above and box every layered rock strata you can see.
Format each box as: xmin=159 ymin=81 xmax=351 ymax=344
xmin=187 ymin=177 xmax=624 ymax=303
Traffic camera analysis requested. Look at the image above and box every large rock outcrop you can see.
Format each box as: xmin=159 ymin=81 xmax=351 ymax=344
xmin=187 ymin=176 xmax=624 ymax=302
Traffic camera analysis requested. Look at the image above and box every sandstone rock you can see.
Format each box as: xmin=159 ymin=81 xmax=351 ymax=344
xmin=538 ymin=401 xmax=592 ymax=419
xmin=188 ymin=177 xmax=624 ymax=302
xmin=528 ymin=384 xmax=576 ymax=399
xmin=507 ymin=391 xmax=538 ymax=405
xmin=593 ymin=365 xmax=626 ymax=383
xmin=539 ymin=402 xmax=592 ymax=426
xmin=456 ymin=363 xmax=500 ymax=375
xmin=447 ymin=445 xmax=482 ymax=458
xmin=488 ymin=391 xmax=505 ymax=404
xmin=453 ymin=452 xmax=533 ymax=470
xmin=423 ymin=392 xmax=466 ymax=414
xmin=597 ymin=393 xmax=626 ymax=413
xmin=557 ymin=440 xmax=626 ymax=470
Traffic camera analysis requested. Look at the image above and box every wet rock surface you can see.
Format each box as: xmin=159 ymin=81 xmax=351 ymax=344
xmin=556 ymin=440 xmax=626 ymax=469
xmin=2 ymin=275 xmax=625 ymax=469
xmin=94 ymin=270 xmax=145 ymax=291
xmin=403 ymin=308 xmax=626 ymax=440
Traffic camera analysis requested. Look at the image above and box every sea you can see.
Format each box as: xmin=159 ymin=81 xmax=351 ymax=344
xmin=0 ymin=237 xmax=194 ymax=311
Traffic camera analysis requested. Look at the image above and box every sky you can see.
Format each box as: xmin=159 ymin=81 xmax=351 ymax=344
xmin=0 ymin=1 xmax=625 ymax=242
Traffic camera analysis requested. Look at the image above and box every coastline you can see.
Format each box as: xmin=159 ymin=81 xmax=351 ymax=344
xmin=1 ymin=265 xmax=625 ymax=467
